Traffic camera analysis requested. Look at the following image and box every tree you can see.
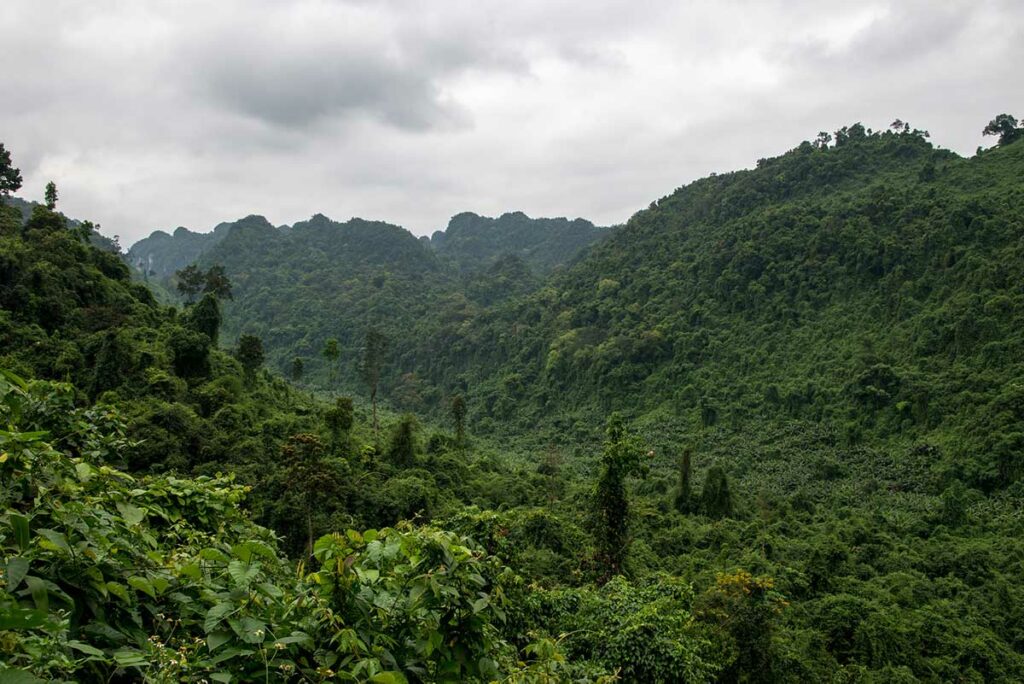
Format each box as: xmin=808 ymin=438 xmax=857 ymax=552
xmin=360 ymin=328 xmax=388 ymax=442
xmin=276 ymin=433 xmax=345 ymax=558
xmin=168 ymin=326 xmax=211 ymax=378
xmin=291 ymin=357 xmax=305 ymax=382
xmin=0 ymin=143 xmax=23 ymax=204
xmin=187 ymin=293 xmax=221 ymax=344
xmin=982 ymin=113 xmax=1023 ymax=147
xmin=44 ymin=181 xmax=58 ymax=210
xmin=701 ymin=465 xmax=734 ymax=519
xmin=176 ymin=264 xmax=206 ymax=303
xmin=450 ymin=394 xmax=467 ymax=448
xmin=324 ymin=397 xmax=354 ymax=454
xmin=387 ymin=414 xmax=418 ymax=468
xmin=203 ymin=264 xmax=233 ymax=300
xmin=322 ymin=338 xmax=340 ymax=387
xmin=236 ymin=334 xmax=265 ymax=381
xmin=674 ymin=447 xmax=693 ymax=514
xmin=592 ymin=413 xmax=648 ymax=578
xmin=813 ymin=132 xmax=832 ymax=149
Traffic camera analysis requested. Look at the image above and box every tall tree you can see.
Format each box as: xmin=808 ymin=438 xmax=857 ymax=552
xmin=360 ymin=328 xmax=388 ymax=442
xmin=291 ymin=357 xmax=305 ymax=382
xmin=387 ymin=414 xmax=418 ymax=468
xmin=175 ymin=264 xmax=205 ymax=303
xmin=674 ymin=447 xmax=693 ymax=514
xmin=0 ymin=143 xmax=23 ymax=204
xmin=450 ymin=394 xmax=467 ymax=448
xmin=236 ymin=334 xmax=265 ymax=382
xmin=321 ymin=338 xmax=340 ymax=387
xmin=203 ymin=264 xmax=233 ymax=300
xmin=44 ymin=181 xmax=58 ymax=210
xmin=324 ymin=397 xmax=354 ymax=454
xmin=276 ymin=433 xmax=344 ymax=558
xmin=701 ymin=465 xmax=734 ymax=519
xmin=592 ymin=413 xmax=648 ymax=579
xmin=187 ymin=293 xmax=221 ymax=344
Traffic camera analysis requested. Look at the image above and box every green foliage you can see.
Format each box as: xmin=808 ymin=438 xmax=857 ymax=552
xmin=430 ymin=211 xmax=609 ymax=276
xmin=361 ymin=328 xmax=388 ymax=439
xmin=983 ymin=113 xmax=1023 ymax=147
xmin=0 ymin=144 xmax=23 ymax=203
xmin=235 ymin=334 xmax=264 ymax=380
xmin=674 ymin=447 xmax=693 ymax=514
xmin=0 ymin=374 xmax=565 ymax=682
xmin=323 ymin=396 xmax=354 ymax=453
xmin=290 ymin=356 xmax=304 ymax=382
xmin=701 ymin=465 xmax=734 ymax=519
xmin=386 ymin=414 xmax=418 ymax=468
xmin=450 ymin=394 xmax=466 ymax=448
xmin=592 ymin=413 xmax=648 ymax=577
xmin=321 ymin=338 xmax=339 ymax=387
xmin=43 ymin=182 xmax=57 ymax=211
xmin=186 ymin=292 xmax=221 ymax=344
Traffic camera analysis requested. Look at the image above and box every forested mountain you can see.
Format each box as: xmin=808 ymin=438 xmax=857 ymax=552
xmin=129 ymin=210 xmax=609 ymax=398
xmin=415 ymin=126 xmax=1024 ymax=482
xmin=128 ymin=221 xmax=235 ymax=279
xmin=5 ymin=120 xmax=1024 ymax=682
xmin=428 ymin=211 xmax=609 ymax=275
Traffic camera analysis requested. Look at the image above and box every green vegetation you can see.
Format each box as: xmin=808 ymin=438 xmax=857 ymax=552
xmin=428 ymin=211 xmax=609 ymax=276
xmin=5 ymin=120 xmax=1024 ymax=681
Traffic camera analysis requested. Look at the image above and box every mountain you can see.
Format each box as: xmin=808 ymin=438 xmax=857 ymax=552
xmin=128 ymin=210 xmax=610 ymax=396
xmin=417 ymin=127 xmax=1024 ymax=488
xmin=127 ymin=220 xmax=235 ymax=279
xmin=428 ymin=211 xmax=609 ymax=275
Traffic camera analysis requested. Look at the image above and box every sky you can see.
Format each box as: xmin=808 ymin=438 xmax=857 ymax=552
xmin=2 ymin=0 xmax=1022 ymax=246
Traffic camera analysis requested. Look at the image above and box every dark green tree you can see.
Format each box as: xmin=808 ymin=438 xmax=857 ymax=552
xmin=176 ymin=264 xmax=206 ymax=303
xmin=592 ymin=413 xmax=648 ymax=578
xmin=322 ymin=338 xmax=340 ymax=387
xmin=701 ymin=465 xmax=734 ymax=519
xmin=674 ymin=447 xmax=694 ymax=514
xmin=450 ymin=394 xmax=467 ymax=448
xmin=44 ymin=181 xmax=58 ymax=210
xmin=360 ymin=328 xmax=388 ymax=442
xmin=203 ymin=264 xmax=233 ymax=300
xmin=0 ymin=143 xmax=23 ymax=203
xmin=89 ymin=330 xmax=131 ymax=398
xmin=236 ymin=334 xmax=265 ymax=381
xmin=324 ymin=396 xmax=354 ymax=454
xmin=168 ymin=326 xmax=211 ymax=378
xmin=291 ymin=357 xmax=305 ymax=382
xmin=983 ymin=113 xmax=1023 ymax=147
xmin=187 ymin=293 xmax=221 ymax=344
xmin=387 ymin=414 xmax=418 ymax=468
xmin=275 ymin=433 xmax=345 ymax=558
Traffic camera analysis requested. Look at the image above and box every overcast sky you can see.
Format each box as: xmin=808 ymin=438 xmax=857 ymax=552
xmin=3 ymin=0 xmax=1022 ymax=246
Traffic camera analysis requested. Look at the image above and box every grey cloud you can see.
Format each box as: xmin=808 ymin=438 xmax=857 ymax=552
xmin=1 ymin=0 xmax=1022 ymax=245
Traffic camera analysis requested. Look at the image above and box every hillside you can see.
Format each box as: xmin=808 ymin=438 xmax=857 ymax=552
xmin=415 ymin=127 xmax=1024 ymax=488
xmin=129 ymin=210 xmax=608 ymax=396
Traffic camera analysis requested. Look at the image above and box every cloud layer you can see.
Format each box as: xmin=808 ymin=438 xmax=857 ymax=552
xmin=2 ymin=0 xmax=1022 ymax=245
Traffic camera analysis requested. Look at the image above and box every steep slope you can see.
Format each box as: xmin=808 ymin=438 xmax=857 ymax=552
xmin=127 ymin=221 xmax=234 ymax=279
xmin=429 ymin=211 xmax=609 ymax=275
xmin=413 ymin=128 xmax=1024 ymax=488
